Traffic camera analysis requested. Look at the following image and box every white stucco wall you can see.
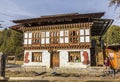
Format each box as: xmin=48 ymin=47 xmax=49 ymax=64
xmin=23 ymin=50 xmax=50 ymax=68
xmin=58 ymin=49 xmax=90 ymax=68
xmin=23 ymin=49 xmax=90 ymax=68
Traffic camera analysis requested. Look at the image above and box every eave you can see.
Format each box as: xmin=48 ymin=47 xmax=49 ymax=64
xmin=91 ymin=18 xmax=113 ymax=36
xmin=9 ymin=25 xmax=23 ymax=32
xmin=107 ymin=44 xmax=120 ymax=51
xmin=12 ymin=12 xmax=105 ymax=24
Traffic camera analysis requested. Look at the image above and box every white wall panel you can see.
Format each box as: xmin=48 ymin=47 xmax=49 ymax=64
xmin=59 ymin=51 xmax=68 ymax=67
xmin=23 ymin=49 xmax=91 ymax=68
xmin=85 ymin=36 xmax=90 ymax=42
xmin=41 ymin=38 xmax=45 ymax=44
xmin=41 ymin=32 xmax=45 ymax=37
xmin=58 ymin=49 xmax=90 ymax=68
xmin=23 ymin=50 xmax=50 ymax=68
xmin=65 ymin=30 xmax=68 ymax=36
xmin=46 ymin=32 xmax=49 ymax=37
xmin=65 ymin=37 xmax=68 ymax=43
xmin=60 ymin=31 xmax=64 ymax=36
xmin=28 ymin=39 xmax=32 ymax=44
xmin=60 ymin=38 xmax=64 ymax=43
xmin=46 ymin=38 xmax=49 ymax=44
xmin=80 ymin=29 xmax=84 ymax=35
xmin=85 ymin=29 xmax=90 ymax=35
xmin=24 ymin=39 xmax=27 ymax=44
xmin=29 ymin=32 xmax=32 ymax=38
xmin=24 ymin=33 xmax=28 ymax=38
xmin=80 ymin=36 xmax=84 ymax=42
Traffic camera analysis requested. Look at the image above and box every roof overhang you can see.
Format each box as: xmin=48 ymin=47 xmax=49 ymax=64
xmin=91 ymin=18 xmax=113 ymax=36
xmin=9 ymin=25 xmax=22 ymax=32
xmin=10 ymin=12 xmax=113 ymax=35
xmin=12 ymin=12 xmax=105 ymax=24
xmin=107 ymin=44 xmax=120 ymax=51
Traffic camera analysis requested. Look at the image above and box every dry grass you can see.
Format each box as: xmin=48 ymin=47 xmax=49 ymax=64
xmin=7 ymin=60 xmax=23 ymax=65
xmin=6 ymin=70 xmax=37 ymax=77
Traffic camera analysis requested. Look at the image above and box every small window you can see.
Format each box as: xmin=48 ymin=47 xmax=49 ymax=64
xmin=80 ymin=29 xmax=84 ymax=35
xmin=80 ymin=36 xmax=84 ymax=42
xmin=85 ymin=36 xmax=90 ymax=42
xmin=50 ymin=31 xmax=59 ymax=44
xmin=28 ymin=32 xmax=32 ymax=38
xmin=32 ymin=32 xmax=41 ymax=44
xmin=65 ymin=30 xmax=68 ymax=36
xmin=32 ymin=52 xmax=42 ymax=62
xmin=60 ymin=31 xmax=64 ymax=36
xmin=46 ymin=32 xmax=50 ymax=37
xmin=46 ymin=38 xmax=49 ymax=44
xmin=41 ymin=32 xmax=45 ymax=37
xmin=24 ymin=39 xmax=27 ymax=44
xmin=69 ymin=51 xmax=80 ymax=62
xmin=69 ymin=30 xmax=79 ymax=43
xmin=24 ymin=33 xmax=28 ymax=38
xmin=80 ymin=29 xmax=90 ymax=43
xmin=41 ymin=38 xmax=45 ymax=44
xmin=28 ymin=39 xmax=32 ymax=44
xmin=60 ymin=37 xmax=64 ymax=43
xmin=35 ymin=33 xmax=39 ymax=38
xmin=65 ymin=37 xmax=69 ymax=43
xmin=85 ymin=29 xmax=90 ymax=35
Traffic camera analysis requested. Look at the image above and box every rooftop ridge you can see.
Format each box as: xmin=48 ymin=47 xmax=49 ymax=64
xmin=12 ymin=12 xmax=105 ymax=23
xmin=41 ymin=13 xmax=79 ymax=18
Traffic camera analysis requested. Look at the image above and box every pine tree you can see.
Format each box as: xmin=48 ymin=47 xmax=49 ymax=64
xmin=0 ymin=28 xmax=23 ymax=60
xmin=103 ymin=25 xmax=120 ymax=45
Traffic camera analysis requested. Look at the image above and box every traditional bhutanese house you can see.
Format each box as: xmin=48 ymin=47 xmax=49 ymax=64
xmin=10 ymin=12 xmax=113 ymax=68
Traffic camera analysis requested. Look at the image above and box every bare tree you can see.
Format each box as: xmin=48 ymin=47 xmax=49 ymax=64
xmin=110 ymin=0 xmax=120 ymax=7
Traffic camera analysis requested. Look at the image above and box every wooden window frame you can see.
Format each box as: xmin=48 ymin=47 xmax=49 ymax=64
xmin=61 ymin=30 xmax=69 ymax=43
xmin=32 ymin=52 xmax=42 ymax=62
xmin=50 ymin=31 xmax=59 ymax=44
xmin=69 ymin=30 xmax=79 ymax=43
xmin=24 ymin=32 xmax=33 ymax=45
xmin=45 ymin=31 xmax=50 ymax=44
xmin=85 ymin=29 xmax=90 ymax=42
xmin=24 ymin=32 xmax=28 ymax=45
xmin=68 ymin=51 xmax=81 ymax=62
xmin=80 ymin=29 xmax=90 ymax=43
xmin=41 ymin=32 xmax=46 ymax=45
xmin=32 ymin=32 xmax=41 ymax=44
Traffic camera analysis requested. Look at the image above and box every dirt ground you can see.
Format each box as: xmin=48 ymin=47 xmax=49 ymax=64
xmin=4 ymin=61 xmax=120 ymax=81
xmin=4 ymin=66 xmax=120 ymax=82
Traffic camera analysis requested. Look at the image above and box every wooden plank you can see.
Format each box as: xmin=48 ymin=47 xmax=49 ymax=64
xmin=51 ymin=52 xmax=59 ymax=68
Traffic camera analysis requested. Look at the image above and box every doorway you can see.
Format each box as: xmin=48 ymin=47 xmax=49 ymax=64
xmin=50 ymin=52 xmax=59 ymax=68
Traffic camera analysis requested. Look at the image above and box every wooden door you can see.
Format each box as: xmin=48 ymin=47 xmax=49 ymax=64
xmin=51 ymin=52 xmax=59 ymax=68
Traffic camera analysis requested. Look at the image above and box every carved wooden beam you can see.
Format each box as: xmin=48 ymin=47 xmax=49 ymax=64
xmin=24 ymin=43 xmax=91 ymax=50
xmin=23 ymin=22 xmax=93 ymax=32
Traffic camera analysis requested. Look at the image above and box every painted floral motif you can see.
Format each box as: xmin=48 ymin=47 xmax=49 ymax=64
xmin=24 ymin=52 xmax=29 ymax=63
xmin=82 ymin=51 xmax=90 ymax=65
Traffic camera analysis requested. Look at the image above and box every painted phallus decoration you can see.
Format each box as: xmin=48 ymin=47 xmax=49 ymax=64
xmin=24 ymin=52 xmax=29 ymax=63
xmin=82 ymin=51 xmax=90 ymax=65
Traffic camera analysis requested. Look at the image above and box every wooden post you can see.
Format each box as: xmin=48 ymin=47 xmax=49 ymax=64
xmin=0 ymin=52 xmax=6 ymax=77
